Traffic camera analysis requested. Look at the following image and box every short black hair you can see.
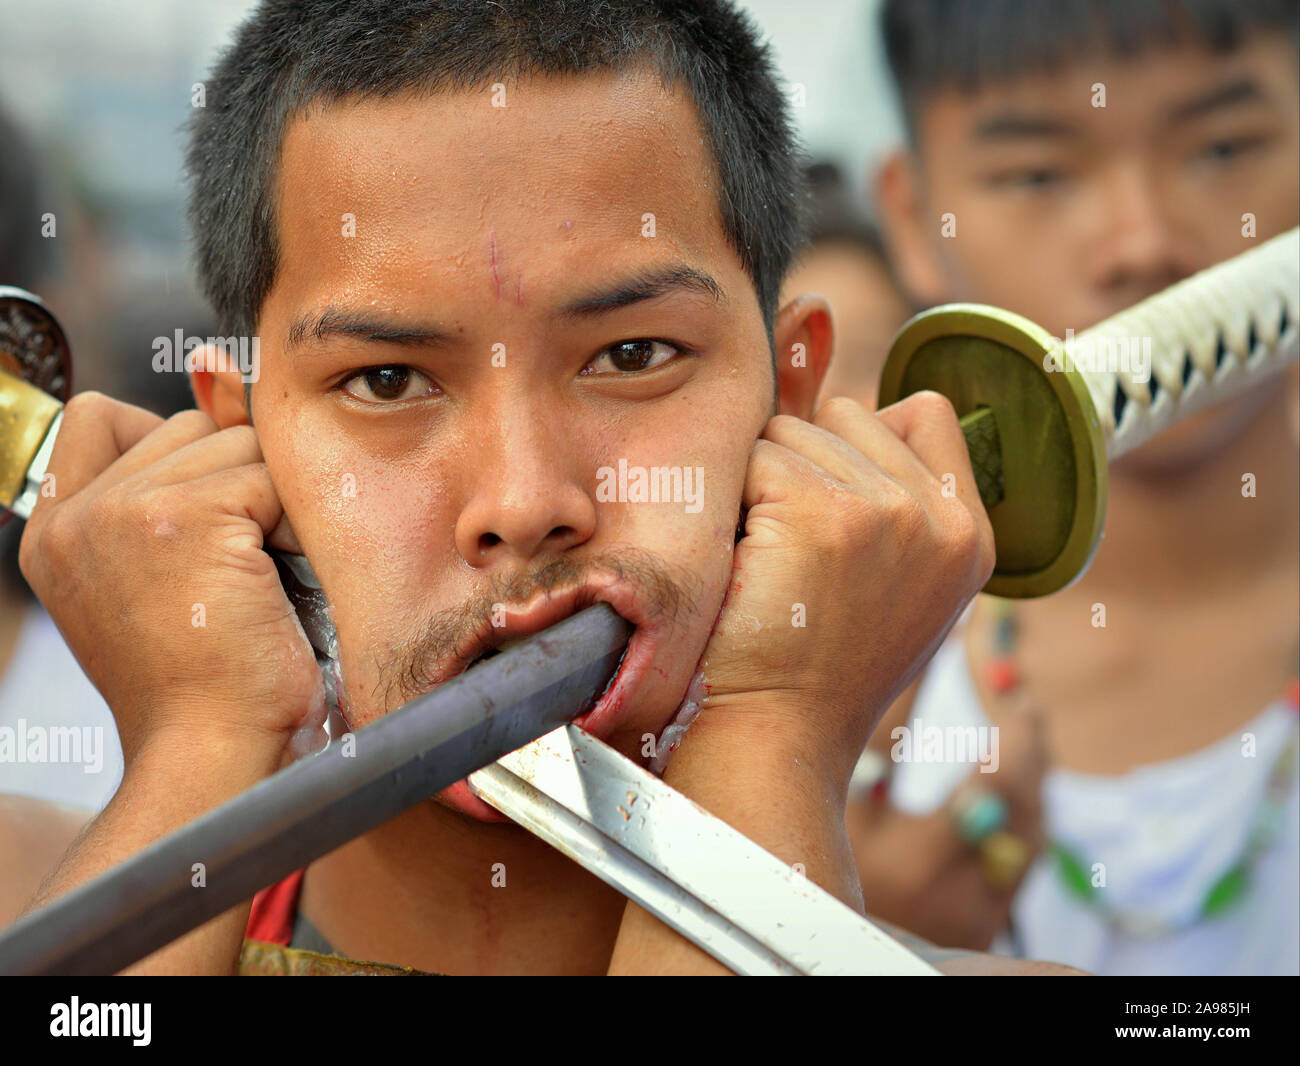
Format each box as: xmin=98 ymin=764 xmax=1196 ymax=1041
xmin=186 ymin=0 xmax=807 ymax=348
xmin=882 ymin=0 xmax=1300 ymax=140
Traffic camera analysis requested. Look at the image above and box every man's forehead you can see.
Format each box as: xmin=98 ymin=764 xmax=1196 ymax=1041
xmin=269 ymin=71 xmax=740 ymax=323
xmin=277 ymin=71 xmax=721 ymax=237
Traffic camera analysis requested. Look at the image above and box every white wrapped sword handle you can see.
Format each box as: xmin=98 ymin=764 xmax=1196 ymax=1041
xmin=1075 ymin=227 xmax=1299 ymax=458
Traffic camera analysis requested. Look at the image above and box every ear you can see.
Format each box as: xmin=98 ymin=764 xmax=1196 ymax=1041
xmin=773 ymin=293 xmax=833 ymax=419
xmin=189 ymin=344 xmax=251 ymax=428
xmin=875 ymin=149 xmax=948 ymax=308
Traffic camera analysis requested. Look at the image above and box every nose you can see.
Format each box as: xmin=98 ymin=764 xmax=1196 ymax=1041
xmin=453 ymin=404 xmax=597 ymax=569
xmin=1091 ymin=161 xmax=1187 ymax=303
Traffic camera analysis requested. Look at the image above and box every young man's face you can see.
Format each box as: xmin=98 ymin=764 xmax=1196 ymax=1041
xmin=225 ymin=71 xmax=826 ymax=818
xmin=881 ymin=35 xmax=1299 ymax=466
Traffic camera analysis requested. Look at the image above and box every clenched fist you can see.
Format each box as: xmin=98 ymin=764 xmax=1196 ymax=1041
xmin=685 ymin=391 xmax=996 ymax=790
xmin=19 ymin=393 xmax=325 ymax=768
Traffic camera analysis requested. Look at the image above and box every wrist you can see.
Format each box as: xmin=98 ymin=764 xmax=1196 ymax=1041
xmin=680 ymin=690 xmax=856 ymax=794
xmin=660 ymin=706 xmax=863 ymax=912
xmin=129 ymin=718 xmax=289 ymax=794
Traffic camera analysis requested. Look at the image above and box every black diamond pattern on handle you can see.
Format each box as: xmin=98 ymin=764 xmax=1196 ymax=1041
xmin=1112 ymin=384 xmax=1128 ymax=427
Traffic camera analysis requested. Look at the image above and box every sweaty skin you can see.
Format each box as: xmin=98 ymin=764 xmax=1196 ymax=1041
xmin=244 ymin=74 xmax=773 ymax=798
xmin=19 ymin=68 xmax=1000 ymax=975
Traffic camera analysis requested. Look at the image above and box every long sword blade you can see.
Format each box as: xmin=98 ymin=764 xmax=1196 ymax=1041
xmin=469 ymin=726 xmax=939 ymax=976
xmin=0 ymin=605 xmax=631 ymax=976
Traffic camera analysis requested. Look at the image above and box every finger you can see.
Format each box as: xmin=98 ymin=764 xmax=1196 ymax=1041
xmin=813 ymin=395 xmax=940 ymax=489
xmin=760 ymin=412 xmax=894 ymax=490
xmin=873 ymin=391 xmax=983 ymax=515
xmin=28 ymin=393 xmax=164 ymax=529
xmin=44 ymin=406 xmax=223 ymax=511
xmin=166 ymin=461 xmax=286 ymax=542
xmin=128 ymin=424 xmax=265 ymax=490
xmin=93 ymin=409 xmax=231 ymax=488
xmin=266 ymin=513 xmax=304 ymax=555
xmin=177 ymin=464 xmax=303 ymax=563
xmin=740 ymin=436 xmax=889 ymax=515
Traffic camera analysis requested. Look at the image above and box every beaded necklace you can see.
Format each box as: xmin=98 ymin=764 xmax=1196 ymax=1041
xmin=980 ymin=597 xmax=1300 ymax=938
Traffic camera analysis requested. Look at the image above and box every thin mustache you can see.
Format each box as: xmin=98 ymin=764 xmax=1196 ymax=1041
xmin=374 ymin=546 xmax=699 ymax=709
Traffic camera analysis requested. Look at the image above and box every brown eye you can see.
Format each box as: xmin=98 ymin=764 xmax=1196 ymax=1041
xmin=341 ymin=365 xmax=435 ymax=404
xmin=610 ymin=341 xmax=656 ymax=371
xmin=364 ymin=367 xmax=410 ymax=398
xmin=584 ymin=339 xmax=683 ymax=375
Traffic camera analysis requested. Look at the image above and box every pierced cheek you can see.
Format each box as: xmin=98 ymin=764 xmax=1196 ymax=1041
xmin=649 ymin=671 xmax=709 ymax=775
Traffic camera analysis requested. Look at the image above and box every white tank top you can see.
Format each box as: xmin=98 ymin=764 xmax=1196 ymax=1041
xmin=0 ymin=603 xmax=123 ymax=813
xmin=889 ymin=625 xmax=1300 ymax=976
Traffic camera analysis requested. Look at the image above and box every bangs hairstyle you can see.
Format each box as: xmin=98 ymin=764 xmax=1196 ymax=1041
xmin=882 ymin=0 xmax=1300 ymax=139
xmin=186 ymin=0 xmax=807 ymax=345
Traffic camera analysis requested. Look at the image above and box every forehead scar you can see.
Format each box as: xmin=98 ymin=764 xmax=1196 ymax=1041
xmin=515 ymin=275 xmax=524 ymax=306
xmin=489 ymin=228 xmax=502 ymax=299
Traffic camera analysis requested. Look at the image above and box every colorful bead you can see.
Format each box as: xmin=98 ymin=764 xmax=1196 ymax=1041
xmin=986 ymin=656 xmax=1020 ymax=694
xmin=1052 ymin=844 xmax=1095 ymax=903
xmin=993 ymin=614 xmax=1017 ymax=654
xmin=981 ymin=830 xmax=1031 ymax=888
xmin=954 ymin=790 xmax=1007 ymax=844
xmin=1202 ymin=864 xmax=1251 ymax=918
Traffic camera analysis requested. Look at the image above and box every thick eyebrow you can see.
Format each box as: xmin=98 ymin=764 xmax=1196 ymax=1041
xmin=285 ymin=264 xmax=724 ymax=353
xmin=1164 ymin=77 xmax=1269 ymax=125
xmin=972 ymin=112 xmax=1079 ymax=142
xmin=560 ymin=264 xmax=724 ymax=318
xmin=285 ymin=307 xmax=454 ymax=353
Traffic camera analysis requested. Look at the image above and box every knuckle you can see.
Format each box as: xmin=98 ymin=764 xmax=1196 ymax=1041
xmin=813 ymin=394 xmax=865 ymax=427
xmin=826 ymin=481 xmax=924 ymax=554
xmin=975 ymin=512 xmax=997 ymax=579
xmin=936 ymin=503 xmax=987 ymax=579
xmin=909 ymin=389 xmax=958 ymax=423
xmin=763 ymin=413 xmax=804 ymax=439
xmin=809 ymin=483 xmax=876 ymax=553
xmin=62 ymin=390 xmax=115 ymax=424
xmin=119 ymin=486 xmax=186 ymax=541
xmin=218 ymin=422 xmax=260 ymax=452
xmin=16 ymin=521 xmax=41 ymax=581
xmin=33 ymin=508 xmax=80 ymax=569
xmin=166 ymin=408 xmax=219 ymax=436
xmin=883 ymin=483 xmax=929 ymax=537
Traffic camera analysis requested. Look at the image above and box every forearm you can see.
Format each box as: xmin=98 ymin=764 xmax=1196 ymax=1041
xmin=24 ymin=723 xmax=286 ymax=976
xmin=607 ymin=708 xmax=861 ymax=975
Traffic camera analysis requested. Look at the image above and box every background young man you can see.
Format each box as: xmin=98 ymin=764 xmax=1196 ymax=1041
xmin=853 ymin=0 xmax=1299 ymax=975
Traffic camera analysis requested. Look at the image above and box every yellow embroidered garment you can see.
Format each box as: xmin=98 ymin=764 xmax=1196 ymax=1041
xmin=238 ymin=939 xmax=436 ymax=976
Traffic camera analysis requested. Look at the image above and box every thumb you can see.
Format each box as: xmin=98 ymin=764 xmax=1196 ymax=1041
xmin=265 ymin=512 xmax=304 ymax=555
